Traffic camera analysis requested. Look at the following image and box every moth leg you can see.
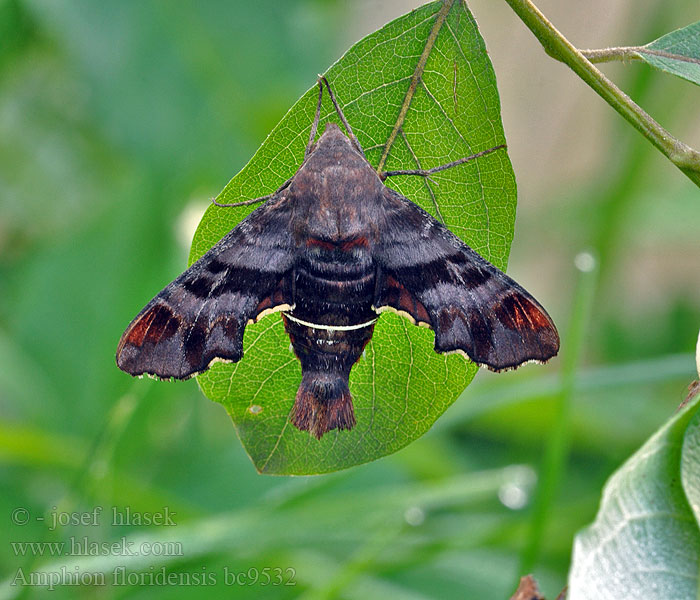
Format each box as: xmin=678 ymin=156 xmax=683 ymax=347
xmin=380 ymin=144 xmax=506 ymax=180
xmin=211 ymin=177 xmax=293 ymax=208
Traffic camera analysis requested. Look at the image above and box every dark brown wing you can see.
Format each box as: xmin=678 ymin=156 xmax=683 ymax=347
xmin=373 ymin=188 xmax=559 ymax=371
xmin=116 ymin=194 xmax=295 ymax=380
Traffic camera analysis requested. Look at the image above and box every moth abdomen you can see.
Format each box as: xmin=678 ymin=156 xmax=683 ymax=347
xmin=295 ymin=271 xmax=375 ymax=313
xmin=290 ymin=370 xmax=355 ymax=439
xmin=283 ymin=315 xmax=374 ymax=437
xmin=294 ymin=248 xmax=376 ymax=322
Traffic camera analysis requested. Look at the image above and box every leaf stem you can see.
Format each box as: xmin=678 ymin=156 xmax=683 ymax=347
xmin=580 ymin=46 xmax=644 ymax=64
xmin=502 ymin=0 xmax=700 ymax=186
xmin=581 ymin=46 xmax=700 ymax=66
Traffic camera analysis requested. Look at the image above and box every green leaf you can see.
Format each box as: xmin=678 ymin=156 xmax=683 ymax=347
xmin=189 ymin=0 xmax=516 ymax=474
xmin=567 ymin=388 xmax=700 ymax=599
xmin=637 ymin=20 xmax=700 ymax=86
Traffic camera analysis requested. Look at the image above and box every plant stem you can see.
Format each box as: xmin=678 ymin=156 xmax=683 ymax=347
xmin=503 ymin=0 xmax=700 ymax=187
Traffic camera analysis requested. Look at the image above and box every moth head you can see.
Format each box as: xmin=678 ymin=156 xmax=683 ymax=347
xmin=310 ymin=122 xmax=356 ymax=154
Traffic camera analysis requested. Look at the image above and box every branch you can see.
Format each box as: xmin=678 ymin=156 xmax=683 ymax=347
xmin=503 ymin=0 xmax=700 ymax=187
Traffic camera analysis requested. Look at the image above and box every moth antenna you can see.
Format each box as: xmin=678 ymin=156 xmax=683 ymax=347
xmin=304 ymin=79 xmax=324 ymax=160
xmin=380 ymin=144 xmax=506 ymax=179
xmin=320 ymin=76 xmax=365 ymax=156
xmin=211 ymin=177 xmax=294 ymax=208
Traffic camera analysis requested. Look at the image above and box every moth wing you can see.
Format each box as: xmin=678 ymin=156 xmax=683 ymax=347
xmin=373 ymin=188 xmax=559 ymax=371
xmin=117 ymin=194 xmax=296 ymax=379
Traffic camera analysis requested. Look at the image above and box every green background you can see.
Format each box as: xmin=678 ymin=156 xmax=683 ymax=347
xmin=1 ymin=0 xmax=698 ymax=598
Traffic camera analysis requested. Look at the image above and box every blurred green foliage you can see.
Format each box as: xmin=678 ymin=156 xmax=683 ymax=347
xmin=0 ymin=1 xmax=698 ymax=598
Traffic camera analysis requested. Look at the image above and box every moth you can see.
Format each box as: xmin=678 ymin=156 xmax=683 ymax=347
xmin=117 ymin=78 xmax=559 ymax=439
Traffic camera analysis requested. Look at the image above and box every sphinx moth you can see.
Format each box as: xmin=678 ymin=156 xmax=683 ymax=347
xmin=117 ymin=78 xmax=559 ymax=439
